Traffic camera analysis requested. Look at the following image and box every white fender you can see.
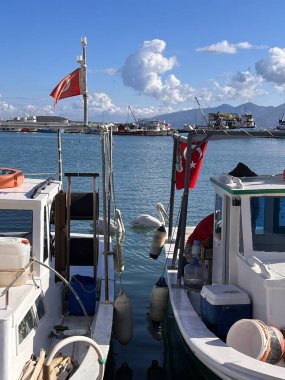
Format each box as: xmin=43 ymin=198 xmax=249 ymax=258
xmin=114 ymin=289 xmax=133 ymax=345
xmin=149 ymin=225 xmax=166 ymax=260
xmin=113 ymin=241 xmax=124 ymax=272
xmin=149 ymin=277 xmax=169 ymax=323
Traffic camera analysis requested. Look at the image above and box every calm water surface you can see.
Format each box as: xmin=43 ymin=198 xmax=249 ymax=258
xmin=1 ymin=132 xmax=285 ymax=379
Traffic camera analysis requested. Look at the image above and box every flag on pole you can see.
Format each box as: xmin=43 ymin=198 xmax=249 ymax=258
xmin=50 ymin=68 xmax=85 ymax=107
xmin=175 ymin=140 xmax=208 ymax=190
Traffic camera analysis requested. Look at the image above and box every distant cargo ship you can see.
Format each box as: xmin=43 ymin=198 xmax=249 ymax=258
xmin=208 ymin=111 xmax=256 ymax=129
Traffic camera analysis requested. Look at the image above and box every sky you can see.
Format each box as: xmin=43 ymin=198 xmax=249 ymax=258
xmin=2 ymin=0 xmax=285 ymax=122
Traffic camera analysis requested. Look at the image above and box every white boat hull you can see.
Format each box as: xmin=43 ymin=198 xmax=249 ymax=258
xmin=165 ymin=243 xmax=285 ymax=380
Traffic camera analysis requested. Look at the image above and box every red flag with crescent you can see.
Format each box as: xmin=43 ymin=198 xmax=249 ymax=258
xmin=175 ymin=140 xmax=208 ymax=190
xmin=50 ymin=68 xmax=84 ymax=107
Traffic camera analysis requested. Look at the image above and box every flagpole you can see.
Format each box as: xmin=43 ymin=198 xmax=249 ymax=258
xmin=78 ymin=36 xmax=88 ymax=127
xmin=176 ymin=131 xmax=193 ymax=286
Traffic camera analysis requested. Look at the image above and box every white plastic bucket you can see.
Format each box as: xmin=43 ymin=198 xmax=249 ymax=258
xmin=227 ymin=319 xmax=285 ymax=364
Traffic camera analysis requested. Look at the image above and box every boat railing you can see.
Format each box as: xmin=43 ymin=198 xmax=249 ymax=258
xmin=0 ymin=258 xmax=35 ymax=309
xmin=43 ymin=335 xmax=105 ymax=380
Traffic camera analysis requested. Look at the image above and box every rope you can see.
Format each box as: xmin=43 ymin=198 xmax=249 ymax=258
xmin=71 ymin=275 xmax=96 ymax=294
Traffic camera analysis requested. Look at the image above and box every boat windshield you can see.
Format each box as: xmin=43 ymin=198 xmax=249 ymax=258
xmin=0 ymin=209 xmax=33 ymax=244
xmin=251 ymin=196 xmax=285 ymax=252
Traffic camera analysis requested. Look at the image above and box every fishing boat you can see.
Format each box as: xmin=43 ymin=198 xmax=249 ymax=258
xmin=138 ymin=119 xmax=172 ymax=136
xmin=163 ymin=128 xmax=285 ymax=380
xmin=113 ymin=123 xmax=145 ymax=136
xmin=0 ymin=37 xmax=119 ymax=380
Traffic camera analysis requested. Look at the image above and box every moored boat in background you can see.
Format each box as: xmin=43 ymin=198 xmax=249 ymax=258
xmin=139 ymin=119 xmax=172 ymax=136
xmin=163 ymin=128 xmax=285 ymax=380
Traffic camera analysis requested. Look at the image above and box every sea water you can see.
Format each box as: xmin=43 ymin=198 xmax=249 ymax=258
xmin=1 ymin=131 xmax=285 ymax=379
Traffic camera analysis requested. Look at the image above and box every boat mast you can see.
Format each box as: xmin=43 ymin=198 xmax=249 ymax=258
xmin=77 ymin=36 xmax=88 ymax=127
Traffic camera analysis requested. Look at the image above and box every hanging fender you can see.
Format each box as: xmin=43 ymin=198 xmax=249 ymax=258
xmin=149 ymin=225 xmax=166 ymax=260
xmin=149 ymin=276 xmax=169 ymax=323
xmin=114 ymin=289 xmax=133 ymax=345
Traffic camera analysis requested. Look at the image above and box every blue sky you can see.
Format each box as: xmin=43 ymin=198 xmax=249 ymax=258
xmin=2 ymin=0 xmax=285 ymax=122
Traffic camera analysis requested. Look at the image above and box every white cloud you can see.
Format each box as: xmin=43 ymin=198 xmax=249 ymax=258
xmin=274 ymin=84 xmax=285 ymax=93
xmin=0 ymin=100 xmax=16 ymax=115
xmin=89 ymin=92 xmax=122 ymax=114
xmin=121 ymin=39 xmax=194 ymax=104
xmin=100 ymin=67 xmax=118 ymax=76
xmin=197 ymin=40 xmax=253 ymax=54
xmin=256 ymin=47 xmax=285 ymax=84
xmin=87 ymin=92 xmax=174 ymax=120
xmin=212 ymin=70 xmax=265 ymax=101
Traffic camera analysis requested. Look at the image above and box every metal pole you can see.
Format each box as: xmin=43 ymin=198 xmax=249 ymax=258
xmin=57 ymin=130 xmax=63 ymax=189
xmin=101 ymin=131 xmax=109 ymax=303
xmin=66 ymin=176 xmax=71 ymax=281
xmin=80 ymin=37 xmax=88 ymax=128
xmin=93 ymin=176 xmax=98 ymax=279
xmin=176 ymin=131 xmax=194 ymax=286
xmin=168 ymin=136 xmax=177 ymax=241
xmin=107 ymin=127 xmax=113 ymax=252
xmin=171 ymin=209 xmax=183 ymax=267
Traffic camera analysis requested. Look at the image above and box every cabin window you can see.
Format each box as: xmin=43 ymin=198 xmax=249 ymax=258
xmin=0 ymin=210 xmax=33 ymax=244
xmin=251 ymin=196 xmax=285 ymax=252
xmin=35 ymin=294 xmax=46 ymax=321
xmin=18 ymin=308 xmax=36 ymax=344
xmin=214 ymin=194 xmax=222 ymax=240
xmin=274 ymin=197 xmax=285 ymax=233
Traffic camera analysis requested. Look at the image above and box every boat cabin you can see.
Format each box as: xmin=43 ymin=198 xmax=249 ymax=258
xmin=0 ymin=177 xmax=62 ymax=379
xmin=210 ymin=172 xmax=285 ymax=328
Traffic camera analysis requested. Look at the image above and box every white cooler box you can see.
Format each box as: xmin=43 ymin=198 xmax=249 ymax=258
xmin=0 ymin=237 xmax=30 ymax=287
xmin=200 ymin=284 xmax=252 ymax=340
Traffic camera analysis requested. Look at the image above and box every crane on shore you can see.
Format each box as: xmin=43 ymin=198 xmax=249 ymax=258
xmin=194 ymin=96 xmax=209 ymax=127
xmin=128 ymin=106 xmax=139 ymax=127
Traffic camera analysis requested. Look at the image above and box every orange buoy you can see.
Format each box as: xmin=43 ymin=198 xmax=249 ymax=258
xmin=0 ymin=168 xmax=24 ymax=189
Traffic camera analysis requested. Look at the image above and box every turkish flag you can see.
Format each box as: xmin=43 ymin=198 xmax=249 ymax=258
xmin=50 ymin=68 xmax=84 ymax=107
xmin=175 ymin=140 xmax=208 ymax=190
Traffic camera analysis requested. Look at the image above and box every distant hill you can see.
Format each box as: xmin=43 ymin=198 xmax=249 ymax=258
xmin=154 ymin=102 xmax=285 ymax=129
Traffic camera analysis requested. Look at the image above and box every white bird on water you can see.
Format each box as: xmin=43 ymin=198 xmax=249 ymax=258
xmin=93 ymin=208 xmax=125 ymax=236
xmin=132 ymin=203 xmax=168 ymax=229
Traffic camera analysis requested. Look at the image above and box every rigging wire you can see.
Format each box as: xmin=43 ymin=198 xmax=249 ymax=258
xmin=100 ymin=126 xmax=125 ymax=289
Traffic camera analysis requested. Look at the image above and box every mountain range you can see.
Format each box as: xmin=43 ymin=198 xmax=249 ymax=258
xmin=154 ymin=102 xmax=285 ymax=129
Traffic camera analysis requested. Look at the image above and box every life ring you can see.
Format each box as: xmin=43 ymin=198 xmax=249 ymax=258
xmin=0 ymin=168 xmax=24 ymax=189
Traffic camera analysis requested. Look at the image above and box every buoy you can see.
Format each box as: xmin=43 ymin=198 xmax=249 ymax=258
xmin=147 ymin=360 xmax=164 ymax=380
xmin=0 ymin=167 xmax=24 ymax=189
xmin=113 ymin=241 xmax=124 ymax=272
xmin=227 ymin=319 xmax=285 ymax=364
xmin=149 ymin=276 xmax=169 ymax=323
xmin=114 ymin=289 xmax=133 ymax=345
xmin=149 ymin=225 xmax=166 ymax=260
xmin=115 ymin=362 xmax=133 ymax=380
